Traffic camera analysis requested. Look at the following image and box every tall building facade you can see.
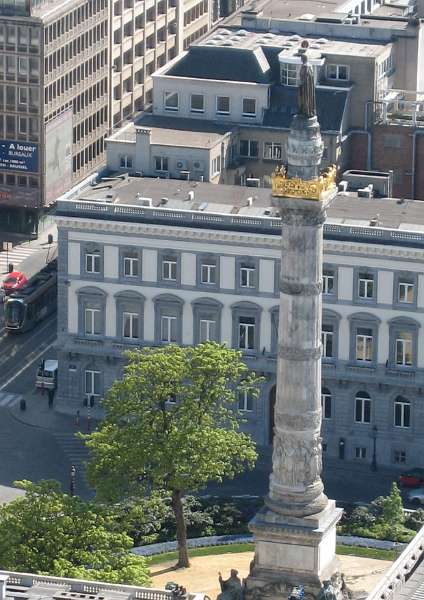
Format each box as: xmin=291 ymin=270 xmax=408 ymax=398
xmin=0 ymin=0 xmax=222 ymax=242
xmin=55 ymin=175 xmax=424 ymax=469
xmin=0 ymin=0 xmax=109 ymax=240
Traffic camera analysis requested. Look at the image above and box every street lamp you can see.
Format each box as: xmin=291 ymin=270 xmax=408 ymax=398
xmin=70 ymin=465 xmax=76 ymax=497
xmin=371 ymin=425 xmax=378 ymax=472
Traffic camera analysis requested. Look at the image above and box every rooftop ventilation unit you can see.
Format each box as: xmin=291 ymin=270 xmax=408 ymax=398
xmin=222 ymin=41 xmax=234 ymax=46
xmin=246 ymin=178 xmax=260 ymax=187
xmin=160 ymin=198 xmax=168 ymax=205
xmin=188 ymin=190 xmax=195 ymax=201
xmin=299 ymin=13 xmax=315 ymax=20
xmin=247 ymin=197 xmax=254 ymax=206
xmin=235 ymin=29 xmax=248 ymax=35
xmin=264 ymin=208 xmax=272 ymax=215
xmin=199 ymin=202 xmax=208 ymax=211
xmin=289 ymin=34 xmax=301 ymax=41
xmin=316 ymin=38 xmax=328 ymax=43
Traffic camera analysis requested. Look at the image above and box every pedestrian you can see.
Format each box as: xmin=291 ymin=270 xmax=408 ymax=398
xmin=48 ymin=389 xmax=54 ymax=408
xmin=75 ymin=409 xmax=80 ymax=427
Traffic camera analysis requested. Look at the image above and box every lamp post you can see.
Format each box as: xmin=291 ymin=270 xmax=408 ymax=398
xmin=371 ymin=425 xmax=378 ymax=471
xmin=70 ymin=465 xmax=76 ymax=497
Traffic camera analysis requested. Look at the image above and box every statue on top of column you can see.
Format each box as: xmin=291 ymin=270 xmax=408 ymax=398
xmin=298 ymin=52 xmax=316 ymax=119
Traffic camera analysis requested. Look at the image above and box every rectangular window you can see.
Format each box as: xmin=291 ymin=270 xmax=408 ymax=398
xmin=216 ymin=95 xmax=230 ymax=114
xmin=162 ymin=257 xmax=177 ymax=281
xmin=123 ymin=312 xmax=139 ymax=339
xmin=85 ymin=369 xmax=101 ymax=397
xmin=240 ymin=140 xmax=259 ymax=158
xmin=323 ymin=270 xmax=335 ymax=295
xmin=201 ymin=263 xmax=216 ymax=284
xmin=358 ymin=274 xmax=374 ymax=299
xmin=394 ymin=449 xmax=406 ymax=464
xmin=242 ymin=97 xmax=256 ymax=117
xmin=355 ymin=397 xmax=371 ymax=423
xmin=155 ymin=156 xmax=168 ymax=171
xmin=238 ymin=390 xmax=253 ymax=412
xmin=164 ymin=91 xmax=178 ymax=111
xmin=85 ymin=252 xmax=100 ymax=273
xmin=161 ymin=315 xmax=177 ymax=342
xmin=190 ymin=93 xmax=204 ymax=113
xmin=356 ymin=327 xmax=373 ymax=362
xmin=321 ymin=392 xmax=332 ymax=419
xmin=394 ymin=400 xmax=411 ymax=428
xmin=120 ymin=155 xmax=133 ymax=168
xmin=240 ymin=264 xmax=256 ymax=288
xmin=281 ymin=63 xmax=298 ymax=86
xmin=263 ymin=142 xmax=282 ymax=160
xmin=239 ymin=316 xmax=255 ymax=350
xmin=322 ymin=324 xmax=333 ymax=358
xmin=398 ymin=281 xmax=414 ymax=304
xmin=327 ymin=64 xmax=349 ymax=81
xmin=355 ymin=447 xmax=367 ymax=459
xmin=85 ymin=307 xmax=101 ymax=335
xmin=18 ymin=87 xmax=28 ymax=105
xmin=396 ymin=333 xmax=413 ymax=366
xmin=199 ymin=318 xmax=216 ymax=342
xmin=123 ymin=255 xmax=139 ymax=278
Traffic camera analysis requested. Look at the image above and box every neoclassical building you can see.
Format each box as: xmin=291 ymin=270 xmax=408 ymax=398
xmin=55 ymin=176 xmax=424 ymax=467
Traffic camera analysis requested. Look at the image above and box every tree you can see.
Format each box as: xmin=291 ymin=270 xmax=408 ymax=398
xmin=84 ymin=342 xmax=259 ymax=568
xmin=0 ymin=480 xmax=150 ymax=585
xmin=381 ymin=482 xmax=405 ymax=526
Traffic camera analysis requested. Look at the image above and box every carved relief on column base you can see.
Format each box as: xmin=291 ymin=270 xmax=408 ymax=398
xmin=267 ymin=480 xmax=328 ymax=517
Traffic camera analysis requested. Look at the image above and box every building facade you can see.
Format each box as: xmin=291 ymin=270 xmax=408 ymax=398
xmin=0 ymin=0 xmax=226 ymax=242
xmin=55 ymin=176 xmax=424 ymax=469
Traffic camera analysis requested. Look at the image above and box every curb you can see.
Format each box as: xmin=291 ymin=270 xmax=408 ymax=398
xmin=132 ymin=533 xmax=407 ymax=557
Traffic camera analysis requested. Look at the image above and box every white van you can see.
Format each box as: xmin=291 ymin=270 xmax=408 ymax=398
xmin=35 ymin=359 xmax=58 ymax=390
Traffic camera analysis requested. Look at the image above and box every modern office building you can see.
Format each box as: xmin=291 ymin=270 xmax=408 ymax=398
xmin=0 ymin=0 xmax=226 ymax=242
xmin=55 ymin=174 xmax=424 ymax=468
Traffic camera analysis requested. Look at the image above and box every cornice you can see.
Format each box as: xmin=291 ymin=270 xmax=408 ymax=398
xmin=55 ymin=216 xmax=424 ymax=261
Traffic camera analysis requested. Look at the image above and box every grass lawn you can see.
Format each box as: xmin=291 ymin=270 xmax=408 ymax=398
xmin=147 ymin=543 xmax=396 ymax=566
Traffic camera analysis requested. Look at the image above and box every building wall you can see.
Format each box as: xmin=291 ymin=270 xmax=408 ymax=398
xmin=152 ymin=72 xmax=270 ymax=125
xmin=56 ymin=216 xmax=424 ymax=468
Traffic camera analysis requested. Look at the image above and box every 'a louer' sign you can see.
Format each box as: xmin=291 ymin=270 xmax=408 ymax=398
xmin=0 ymin=140 xmax=39 ymax=173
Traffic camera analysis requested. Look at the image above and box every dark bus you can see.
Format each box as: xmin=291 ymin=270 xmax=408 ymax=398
xmin=4 ymin=259 xmax=57 ymax=332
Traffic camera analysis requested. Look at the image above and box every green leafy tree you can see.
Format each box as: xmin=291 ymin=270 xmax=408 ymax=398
xmin=381 ymin=482 xmax=405 ymax=526
xmin=84 ymin=342 xmax=259 ymax=568
xmin=0 ymin=480 xmax=150 ymax=585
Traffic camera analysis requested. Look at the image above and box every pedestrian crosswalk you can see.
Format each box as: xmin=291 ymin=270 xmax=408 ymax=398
xmin=0 ymin=392 xmax=23 ymax=408
xmin=0 ymin=245 xmax=38 ymax=275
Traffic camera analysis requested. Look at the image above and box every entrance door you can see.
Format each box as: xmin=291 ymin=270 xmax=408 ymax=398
xmin=269 ymin=385 xmax=276 ymax=445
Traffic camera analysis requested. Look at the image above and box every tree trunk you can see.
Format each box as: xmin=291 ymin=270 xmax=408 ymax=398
xmin=171 ymin=489 xmax=190 ymax=568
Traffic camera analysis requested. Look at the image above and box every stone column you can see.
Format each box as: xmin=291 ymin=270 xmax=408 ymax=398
xmin=267 ymin=198 xmax=328 ymax=519
xmin=244 ymin=117 xmax=342 ymax=600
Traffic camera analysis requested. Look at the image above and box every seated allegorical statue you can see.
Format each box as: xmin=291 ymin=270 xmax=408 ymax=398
xmin=217 ymin=570 xmax=243 ymax=600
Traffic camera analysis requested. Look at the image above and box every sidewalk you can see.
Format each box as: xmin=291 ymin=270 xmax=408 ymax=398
xmin=0 ymin=222 xmax=58 ymax=285
xmin=8 ymin=388 xmax=80 ymax=433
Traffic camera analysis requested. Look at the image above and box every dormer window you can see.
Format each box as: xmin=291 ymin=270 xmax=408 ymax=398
xmin=281 ymin=63 xmax=298 ymax=86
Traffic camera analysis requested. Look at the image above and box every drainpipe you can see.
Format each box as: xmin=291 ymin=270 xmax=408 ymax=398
xmin=411 ymin=130 xmax=424 ymax=199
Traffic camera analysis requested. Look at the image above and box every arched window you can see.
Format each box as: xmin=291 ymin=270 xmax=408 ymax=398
xmin=394 ymin=396 xmax=411 ymax=428
xmin=321 ymin=387 xmax=332 ymax=420
xmin=355 ymin=391 xmax=371 ymax=424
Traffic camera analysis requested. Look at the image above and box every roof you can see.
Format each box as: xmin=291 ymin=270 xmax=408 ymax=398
xmin=264 ymin=85 xmax=349 ymax=131
xmin=108 ymin=114 xmax=233 ymax=148
xmin=56 ymin=175 xmax=424 ymax=242
xmin=166 ymin=45 xmax=272 ymax=83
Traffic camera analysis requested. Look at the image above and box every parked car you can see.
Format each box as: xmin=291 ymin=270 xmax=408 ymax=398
xmin=2 ymin=271 xmax=28 ymax=296
xmin=408 ymin=488 xmax=424 ymax=505
xmin=399 ymin=468 xmax=424 ymax=488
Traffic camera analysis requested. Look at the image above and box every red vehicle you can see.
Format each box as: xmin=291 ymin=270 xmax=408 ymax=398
xmin=399 ymin=468 xmax=424 ymax=488
xmin=2 ymin=271 xmax=28 ymax=296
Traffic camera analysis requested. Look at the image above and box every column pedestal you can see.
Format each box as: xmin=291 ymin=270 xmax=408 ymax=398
xmin=245 ymin=502 xmax=343 ymax=600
